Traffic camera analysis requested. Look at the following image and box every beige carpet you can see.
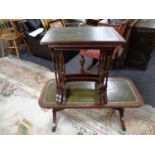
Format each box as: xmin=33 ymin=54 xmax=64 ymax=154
xmin=0 ymin=56 xmax=155 ymax=135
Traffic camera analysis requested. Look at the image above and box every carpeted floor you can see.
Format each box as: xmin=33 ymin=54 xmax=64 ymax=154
xmin=0 ymin=57 xmax=155 ymax=135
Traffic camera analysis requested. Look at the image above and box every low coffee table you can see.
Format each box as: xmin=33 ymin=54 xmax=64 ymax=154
xmin=39 ymin=78 xmax=143 ymax=132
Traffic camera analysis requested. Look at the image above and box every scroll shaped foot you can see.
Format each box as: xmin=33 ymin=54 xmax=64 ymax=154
xmin=52 ymin=109 xmax=57 ymax=132
xmin=118 ymin=108 xmax=126 ymax=131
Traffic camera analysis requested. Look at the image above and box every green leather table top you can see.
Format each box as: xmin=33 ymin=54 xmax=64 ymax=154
xmin=40 ymin=27 xmax=125 ymax=48
xmin=39 ymin=78 xmax=144 ymax=109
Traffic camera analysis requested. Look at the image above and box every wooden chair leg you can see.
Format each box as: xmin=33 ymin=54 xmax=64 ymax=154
xmin=8 ymin=41 xmax=14 ymax=55
xmin=14 ymin=40 xmax=20 ymax=58
xmin=118 ymin=108 xmax=126 ymax=131
xmin=1 ymin=40 xmax=5 ymax=57
xmin=22 ymin=38 xmax=30 ymax=51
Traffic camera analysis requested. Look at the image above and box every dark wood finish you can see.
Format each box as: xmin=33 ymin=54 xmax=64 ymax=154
xmin=39 ymin=78 xmax=144 ymax=132
xmin=52 ymin=109 xmax=57 ymax=132
xmin=39 ymin=78 xmax=144 ymax=109
xmin=40 ymin=27 xmax=127 ymax=132
xmin=115 ymin=108 xmax=126 ymax=131
xmin=126 ymin=19 xmax=155 ymax=70
xmin=41 ymin=27 xmax=125 ymax=48
xmin=52 ymin=108 xmax=64 ymax=132
xmin=86 ymin=19 xmax=102 ymax=26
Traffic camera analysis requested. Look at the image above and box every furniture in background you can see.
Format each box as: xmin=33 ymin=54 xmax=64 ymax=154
xmin=13 ymin=19 xmax=154 ymax=69
xmin=40 ymin=19 xmax=65 ymax=30
xmin=64 ymin=19 xmax=86 ymax=27
xmin=40 ymin=19 xmax=53 ymax=30
xmin=0 ymin=19 xmax=29 ymax=58
xmin=86 ymin=19 xmax=102 ymax=26
xmin=80 ymin=19 xmax=129 ymax=70
xmin=19 ymin=19 xmax=78 ymax=63
xmin=125 ymin=19 xmax=155 ymax=70
xmin=48 ymin=19 xmax=65 ymax=28
xmin=38 ymin=27 xmax=143 ymax=132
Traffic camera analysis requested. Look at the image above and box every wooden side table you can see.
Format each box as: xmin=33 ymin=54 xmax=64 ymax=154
xmin=39 ymin=27 xmax=143 ymax=132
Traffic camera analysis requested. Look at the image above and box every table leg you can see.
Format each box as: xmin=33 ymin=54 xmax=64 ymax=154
xmin=52 ymin=109 xmax=57 ymax=132
xmin=117 ymin=108 xmax=126 ymax=131
xmin=51 ymin=49 xmax=66 ymax=104
xmin=97 ymin=48 xmax=113 ymax=104
xmin=80 ymin=55 xmax=85 ymax=73
xmin=52 ymin=108 xmax=64 ymax=132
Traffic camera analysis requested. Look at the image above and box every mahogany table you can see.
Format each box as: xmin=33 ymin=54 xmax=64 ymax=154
xmin=41 ymin=27 xmax=125 ymax=103
xmin=39 ymin=27 xmax=143 ymax=132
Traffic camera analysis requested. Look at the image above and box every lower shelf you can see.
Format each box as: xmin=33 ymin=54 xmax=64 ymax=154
xmin=39 ymin=77 xmax=144 ymax=109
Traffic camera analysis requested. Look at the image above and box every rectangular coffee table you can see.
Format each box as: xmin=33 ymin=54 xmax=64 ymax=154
xmin=39 ymin=78 xmax=143 ymax=132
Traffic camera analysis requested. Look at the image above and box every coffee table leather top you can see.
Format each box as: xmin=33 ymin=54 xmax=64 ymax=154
xmin=39 ymin=77 xmax=144 ymax=109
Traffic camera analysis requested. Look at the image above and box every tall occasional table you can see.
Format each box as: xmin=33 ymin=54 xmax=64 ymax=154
xmin=39 ymin=27 xmax=143 ymax=132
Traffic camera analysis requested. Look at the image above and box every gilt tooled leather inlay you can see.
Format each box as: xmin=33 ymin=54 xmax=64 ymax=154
xmin=40 ymin=27 xmax=125 ymax=47
xmin=41 ymin=78 xmax=143 ymax=108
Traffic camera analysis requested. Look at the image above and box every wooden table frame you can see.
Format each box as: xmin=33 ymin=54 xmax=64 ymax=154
xmin=40 ymin=27 xmax=127 ymax=132
xmin=51 ymin=107 xmax=126 ymax=132
xmin=51 ymin=47 xmax=113 ymax=105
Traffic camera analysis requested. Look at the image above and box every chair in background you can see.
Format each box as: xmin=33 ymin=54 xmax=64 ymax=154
xmin=85 ymin=19 xmax=102 ymax=26
xmin=19 ymin=19 xmax=78 ymax=63
xmin=0 ymin=19 xmax=29 ymax=58
xmin=40 ymin=19 xmax=53 ymax=30
xmin=80 ymin=20 xmax=129 ymax=72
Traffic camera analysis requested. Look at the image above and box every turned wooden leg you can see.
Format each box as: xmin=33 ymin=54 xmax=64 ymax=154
xmin=14 ymin=40 xmax=20 ymax=58
xmin=1 ymin=40 xmax=5 ymax=57
xmin=60 ymin=89 xmax=64 ymax=104
xmin=52 ymin=109 xmax=57 ymax=132
xmin=80 ymin=55 xmax=85 ymax=73
xmin=118 ymin=108 xmax=126 ymax=131
xmin=103 ymin=92 xmax=107 ymax=104
xmin=98 ymin=85 xmax=107 ymax=105
xmin=22 ymin=37 xmax=30 ymax=51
